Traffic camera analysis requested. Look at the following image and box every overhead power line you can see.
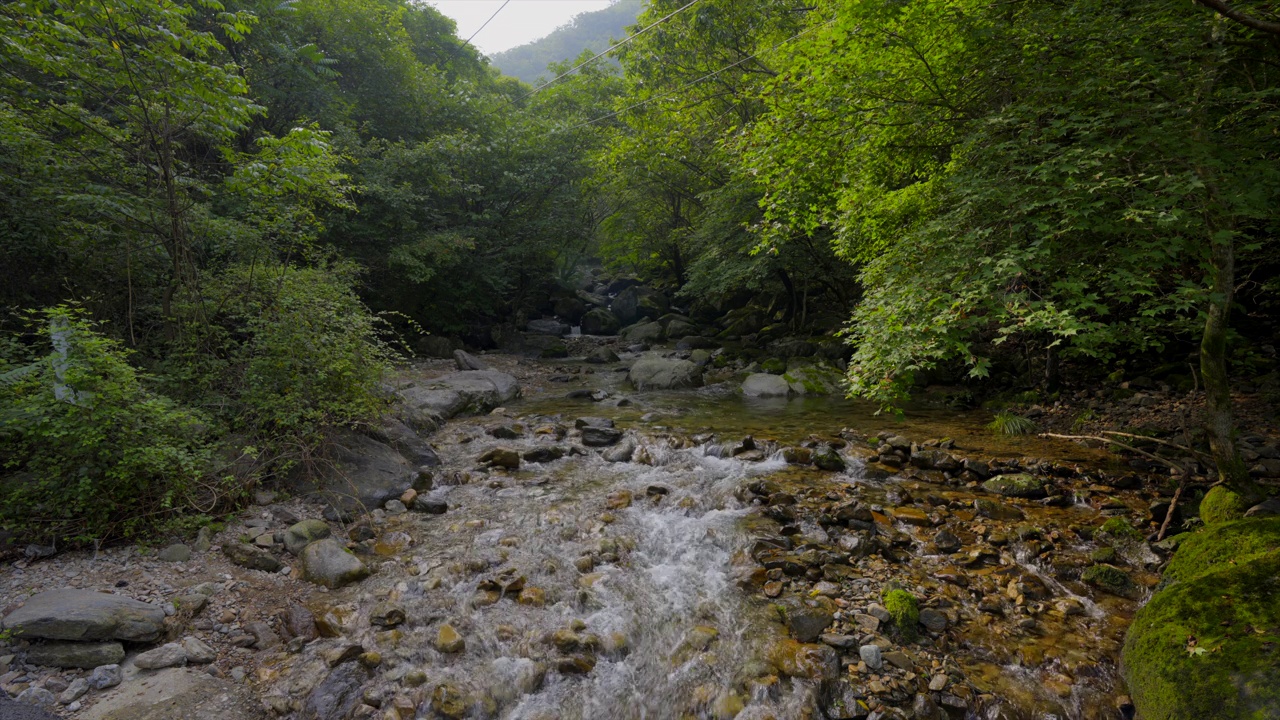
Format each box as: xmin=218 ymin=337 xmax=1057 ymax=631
xmin=461 ymin=0 xmax=511 ymax=49
xmin=517 ymin=0 xmax=702 ymax=101
xmin=561 ymin=18 xmax=834 ymax=133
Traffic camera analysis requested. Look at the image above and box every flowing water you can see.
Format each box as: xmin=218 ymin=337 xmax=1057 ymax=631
xmin=275 ymin=359 xmax=1151 ymax=720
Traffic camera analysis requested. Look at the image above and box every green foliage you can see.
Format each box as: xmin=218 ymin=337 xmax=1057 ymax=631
xmin=882 ymin=589 xmax=919 ymax=641
xmin=739 ymin=0 xmax=1280 ymax=408
xmin=1123 ymin=550 xmax=1280 ymax=719
xmin=987 ymin=412 xmax=1035 ymax=437
xmin=0 ymin=307 xmax=214 ymax=545
xmin=165 ymin=263 xmax=393 ymax=448
xmin=1200 ymin=486 xmax=1249 ymax=525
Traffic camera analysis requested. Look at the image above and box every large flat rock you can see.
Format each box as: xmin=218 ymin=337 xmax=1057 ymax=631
xmin=80 ymin=667 xmax=265 ymax=720
xmin=3 ymin=589 xmax=165 ymax=642
xmin=398 ymin=370 xmax=519 ymax=421
xmin=286 ymin=429 xmax=416 ymax=516
xmin=628 ymin=356 xmax=703 ymax=391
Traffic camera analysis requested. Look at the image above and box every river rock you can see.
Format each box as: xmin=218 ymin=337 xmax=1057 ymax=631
xmin=478 ymin=447 xmax=521 ymax=469
xmin=135 ymin=643 xmax=187 ymax=670
xmin=983 ymin=473 xmax=1047 ymax=498
xmin=742 ymin=373 xmax=792 ymax=398
xmin=822 ymin=679 xmax=870 ymax=719
xmin=158 ymin=544 xmax=191 ymax=562
xmin=2 ymin=589 xmax=165 ymax=642
xmin=453 ymin=349 xmax=489 ymax=371
xmin=527 ymin=318 xmax=569 ymax=336
xmin=622 ymin=321 xmax=664 ymax=344
xmin=398 ymin=370 xmax=520 ymax=422
xmin=1244 ymin=497 xmax=1280 ymax=518
xmin=436 ymin=624 xmax=465 ymax=653
xmin=286 ymin=428 xmax=417 ymax=517
xmin=586 ymin=347 xmax=620 ymax=364
xmin=603 ymin=439 xmax=637 ymax=462
xmin=283 ymin=519 xmax=332 ymax=556
xmin=919 ymin=608 xmax=949 ymax=632
xmin=783 ymin=597 xmax=836 ymax=642
xmin=413 ymin=496 xmax=448 ymax=514
xmin=813 ymin=448 xmax=846 ymax=471
xmin=299 ymin=662 xmax=369 ymax=720
xmin=783 ymin=365 xmax=843 ymax=396
xmin=25 ymin=641 xmax=124 ymax=669
xmin=974 ymin=498 xmax=1026 ymax=521
xmin=88 ymin=664 xmax=123 ymax=689
xmin=582 ymin=426 xmax=624 ymax=447
xmin=769 ymin=639 xmax=839 ymax=680
xmin=431 ymin=682 xmax=470 ymax=720
xmin=366 ymin=417 xmax=441 ymax=468
xmin=59 ymin=678 xmax=89 ymax=705
xmin=222 ymin=542 xmax=282 ymax=573
xmin=628 ymin=356 xmax=702 ymax=390
xmin=933 ymin=529 xmax=961 ymax=552
xmin=859 ymin=644 xmax=883 ymax=670
xmin=181 ymin=636 xmax=216 ymax=664
xmin=523 ymin=446 xmax=567 ymax=463
xmin=910 ymin=448 xmax=961 ymax=471
xmin=15 ymin=688 xmax=56 ymax=711
xmin=580 ymin=308 xmax=621 ymax=335
xmin=79 ymin=667 xmax=264 ymax=720
xmin=301 ymin=538 xmax=370 ymax=589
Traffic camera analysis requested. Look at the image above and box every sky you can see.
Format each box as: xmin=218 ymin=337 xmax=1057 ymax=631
xmin=426 ymin=1 xmax=616 ymax=56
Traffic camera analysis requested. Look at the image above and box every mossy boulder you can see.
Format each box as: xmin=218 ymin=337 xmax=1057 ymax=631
xmin=1162 ymin=517 xmax=1280 ymax=585
xmin=1200 ymin=486 xmax=1249 ymax=525
xmin=1122 ymin=550 xmax=1280 ymax=720
xmin=981 ymin=473 xmax=1046 ymax=499
xmin=760 ymin=357 xmax=787 ymax=375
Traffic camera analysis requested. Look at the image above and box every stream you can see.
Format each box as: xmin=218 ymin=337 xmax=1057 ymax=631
xmin=273 ymin=357 xmax=1153 ymax=720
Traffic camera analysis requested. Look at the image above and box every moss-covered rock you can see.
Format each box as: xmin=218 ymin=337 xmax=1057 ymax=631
xmin=1200 ymin=486 xmax=1249 ymax=525
xmin=1122 ymin=550 xmax=1280 ymax=720
xmin=760 ymin=357 xmax=787 ymax=375
xmin=1090 ymin=546 xmax=1118 ymax=564
xmin=1082 ymin=564 xmax=1140 ymax=599
xmin=883 ymin=589 xmax=919 ymax=641
xmin=1162 ymin=517 xmax=1280 ymax=585
xmin=981 ymin=473 xmax=1046 ymax=498
xmin=1098 ymin=517 xmax=1143 ymax=541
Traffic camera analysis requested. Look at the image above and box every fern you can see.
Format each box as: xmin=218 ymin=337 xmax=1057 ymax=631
xmin=988 ymin=411 xmax=1035 ymax=436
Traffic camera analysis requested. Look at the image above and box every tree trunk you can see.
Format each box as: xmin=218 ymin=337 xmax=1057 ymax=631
xmin=1200 ymin=232 xmax=1260 ymax=500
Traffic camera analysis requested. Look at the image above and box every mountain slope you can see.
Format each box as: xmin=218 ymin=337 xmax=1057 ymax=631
xmin=490 ymin=0 xmax=643 ymax=84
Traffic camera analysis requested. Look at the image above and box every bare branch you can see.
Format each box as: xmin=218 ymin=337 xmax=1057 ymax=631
xmin=1194 ymin=0 xmax=1280 ymax=36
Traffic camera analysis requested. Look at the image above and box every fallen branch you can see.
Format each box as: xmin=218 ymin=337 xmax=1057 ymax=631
xmin=1157 ymin=475 xmax=1188 ymax=542
xmin=1039 ymin=432 xmax=1189 ymax=475
xmin=1098 ymin=430 xmax=1214 ymax=467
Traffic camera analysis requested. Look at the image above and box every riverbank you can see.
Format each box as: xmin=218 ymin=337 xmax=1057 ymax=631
xmin=0 ymin=348 xmax=1272 ymax=719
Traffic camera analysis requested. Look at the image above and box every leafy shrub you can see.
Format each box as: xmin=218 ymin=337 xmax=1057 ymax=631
xmin=988 ymin=411 xmax=1035 ymax=436
xmin=0 ymin=307 xmax=213 ymax=545
xmin=165 ymin=262 xmax=394 ymax=454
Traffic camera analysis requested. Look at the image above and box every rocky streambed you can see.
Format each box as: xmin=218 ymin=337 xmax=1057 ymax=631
xmin=1 ymin=352 xmax=1185 ymax=720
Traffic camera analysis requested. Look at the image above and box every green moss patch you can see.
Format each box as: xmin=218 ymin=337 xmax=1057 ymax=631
xmin=1098 ymin=517 xmax=1143 ymax=541
xmin=1123 ymin=550 xmax=1280 ymax=720
xmin=883 ymin=589 xmax=920 ymax=641
xmin=1200 ymin=486 xmax=1248 ymax=525
xmin=1163 ymin=517 xmax=1280 ymax=585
